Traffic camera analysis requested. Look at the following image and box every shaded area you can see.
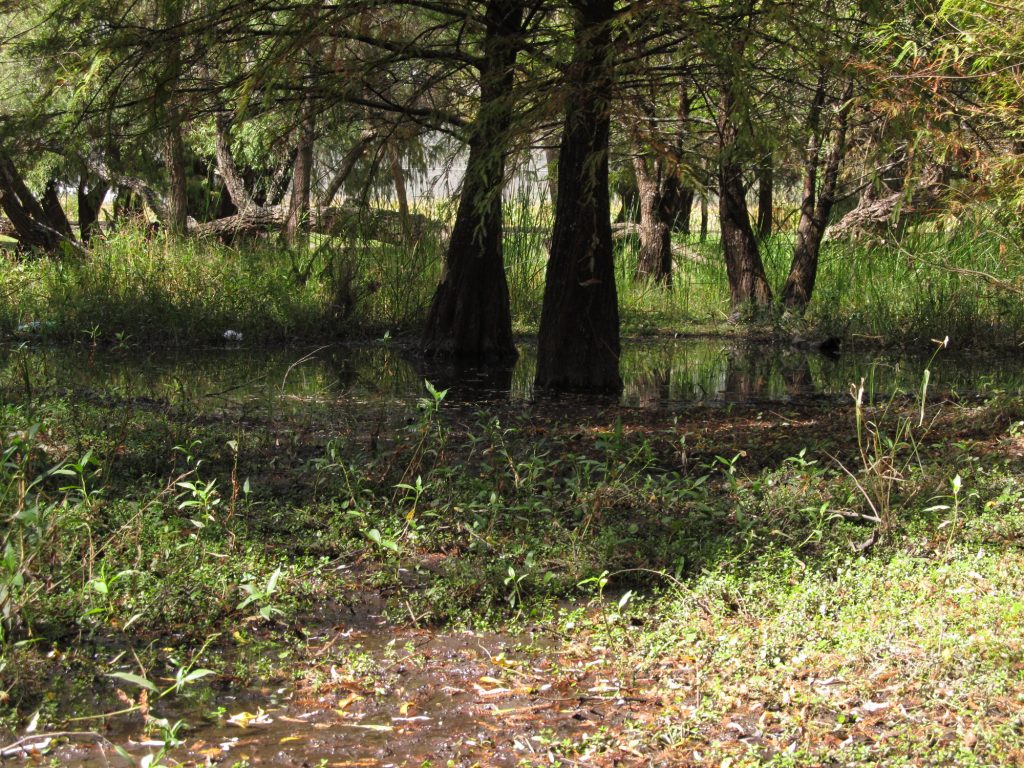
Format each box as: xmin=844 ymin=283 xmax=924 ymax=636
xmin=4 ymin=338 xmax=1023 ymax=407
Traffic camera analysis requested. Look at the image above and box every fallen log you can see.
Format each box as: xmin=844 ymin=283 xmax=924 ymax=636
xmin=190 ymin=204 xmax=445 ymax=246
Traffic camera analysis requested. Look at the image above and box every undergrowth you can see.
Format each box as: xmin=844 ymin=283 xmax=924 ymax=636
xmin=2 ymin=338 xmax=1024 ymax=767
xmin=2 ymin=208 xmax=1024 ymax=349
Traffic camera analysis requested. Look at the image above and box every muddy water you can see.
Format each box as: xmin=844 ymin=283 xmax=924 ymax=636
xmin=4 ymin=337 xmax=1023 ymax=410
xmin=48 ymin=600 xmax=630 ymax=767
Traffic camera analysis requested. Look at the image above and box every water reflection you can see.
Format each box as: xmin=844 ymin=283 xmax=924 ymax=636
xmin=2 ymin=339 xmax=1022 ymax=409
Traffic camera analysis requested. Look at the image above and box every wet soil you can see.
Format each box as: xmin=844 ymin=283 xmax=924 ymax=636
xmin=43 ymin=594 xmax=654 ymax=767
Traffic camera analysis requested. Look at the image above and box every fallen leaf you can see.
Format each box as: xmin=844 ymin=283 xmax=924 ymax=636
xmin=227 ymin=708 xmax=273 ymax=728
xmin=335 ymin=693 xmax=364 ymax=714
xmin=858 ymin=701 xmax=889 ymax=713
xmin=473 ymin=683 xmax=512 ymax=697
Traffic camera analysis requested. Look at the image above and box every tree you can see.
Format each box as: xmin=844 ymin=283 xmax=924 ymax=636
xmin=717 ymin=78 xmax=773 ymax=315
xmin=422 ymin=0 xmax=525 ymax=362
xmin=782 ymin=75 xmax=854 ymax=309
xmin=535 ymin=0 xmax=621 ymax=393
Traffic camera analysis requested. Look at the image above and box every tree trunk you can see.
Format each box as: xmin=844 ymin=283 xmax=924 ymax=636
xmin=77 ymin=177 xmax=109 ymax=242
xmin=633 ymin=155 xmax=674 ymax=285
xmin=422 ymin=0 xmax=523 ymax=362
xmin=671 ymin=85 xmax=694 ymax=236
xmin=699 ymin=192 xmax=708 ymax=242
xmin=388 ymin=143 xmax=412 ymax=242
xmin=543 ymin=144 xmax=559 ymax=207
xmin=284 ymin=101 xmax=316 ymax=249
xmin=215 ymin=114 xmax=256 ymax=213
xmin=321 ymin=129 xmax=377 ymax=207
xmin=165 ymin=125 xmax=189 ymax=235
xmin=718 ymin=88 xmax=772 ymax=317
xmin=675 ymin=185 xmax=694 ymax=235
xmin=41 ymin=180 xmax=73 ymax=239
xmin=535 ymin=0 xmax=621 ymax=393
xmin=782 ymin=79 xmax=853 ymax=310
xmin=112 ymin=187 xmax=144 ymax=226
xmin=0 ymin=155 xmax=67 ymax=250
xmin=756 ymin=158 xmax=773 ymax=239
xmin=190 ymin=203 xmax=438 ymax=245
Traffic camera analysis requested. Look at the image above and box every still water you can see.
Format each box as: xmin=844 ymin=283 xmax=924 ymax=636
xmin=3 ymin=337 xmax=1021 ymax=409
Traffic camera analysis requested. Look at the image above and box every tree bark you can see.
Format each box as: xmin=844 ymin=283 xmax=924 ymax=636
xmin=717 ymin=87 xmax=772 ymax=317
xmin=422 ymin=0 xmax=523 ymax=361
xmin=284 ymin=100 xmax=316 ymax=248
xmin=782 ymin=79 xmax=853 ymax=310
xmin=756 ymin=158 xmax=773 ymax=239
xmin=0 ymin=155 xmax=69 ymax=251
xmin=165 ymin=125 xmax=189 ymax=235
xmin=632 ymin=154 xmax=675 ymax=285
xmin=77 ymin=177 xmax=109 ymax=242
xmin=535 ymin=0 xmax=621 ymax=393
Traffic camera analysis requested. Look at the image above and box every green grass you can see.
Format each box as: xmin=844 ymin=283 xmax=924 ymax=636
xmin=3 ymin=204 xmax=1023 ymax=350
xmin=790 ymin=224 xmax=1024 ymax=348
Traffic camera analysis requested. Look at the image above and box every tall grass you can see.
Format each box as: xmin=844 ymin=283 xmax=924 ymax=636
xmin=0 ymin=224 xmax=444 ymax=344
xmin=1 ymin=229 xmax=331 ymax=343
xmin=802 ymin=223 xmax=1024 ymax=347
xmin=2 ymin=205 xmax=1023 ymax=349
xmin=503 ymin=188 xmax=551 ymax=329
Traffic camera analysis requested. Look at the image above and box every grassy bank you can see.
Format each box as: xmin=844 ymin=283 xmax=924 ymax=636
xmin=2 ymin=344 xmax=1024 ymax=763
xmin=2 ymin=212 xmax=1023 ymax=349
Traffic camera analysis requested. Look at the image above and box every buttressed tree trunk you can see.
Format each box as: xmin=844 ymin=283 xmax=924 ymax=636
xmin=632 ymin=154 xmax=676 ymax=285
xmin=782 ymin=79 xmax=853 ymax=310
xmin=422 ymin=0 xmax=523 ymax=361
xmin=717 ymin=87 xmax=772 ymax=317
xmin=535 ymin=0 xmax=621 ymax=393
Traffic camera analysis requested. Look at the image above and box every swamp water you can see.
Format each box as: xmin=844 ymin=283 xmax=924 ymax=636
xmin=4 ymin=337 xmax=1022 ymax=409
xmin=3 ymin=338 xmax=1024 ymax=767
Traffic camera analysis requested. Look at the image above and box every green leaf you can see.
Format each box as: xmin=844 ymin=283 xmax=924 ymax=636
xmin=108 ymin=671 xmax=157 ymax=691
xmin=179 ymin=668 xmax=214 ymax=685
xmin=266 ymin=567 xmax=283 ymax=595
